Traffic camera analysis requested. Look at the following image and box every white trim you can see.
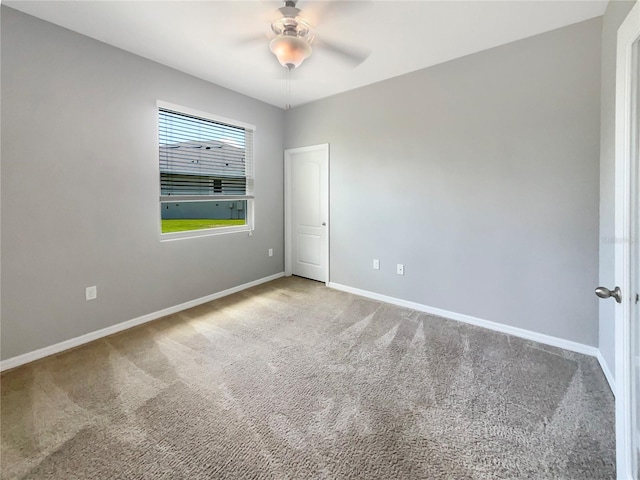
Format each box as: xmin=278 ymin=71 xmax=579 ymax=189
xmin=326 ymin=144 xmax=330 ymax=286
xmin=284 ymin=151 xmax=292 ymax=276
xmin=614 ymin=3 xmax=640 ymax=479
xmin=328 ymin=282 xmax=599 ymax=357
xmin=157 ymin=100 xmax=256 ymax=131
xmin=0 ymin=272 xmax=284 ymax=372
xmin=597 ymin=350 xmax=616 ymax=395
xmin=284 ymin=144 xmax=330 ymax=285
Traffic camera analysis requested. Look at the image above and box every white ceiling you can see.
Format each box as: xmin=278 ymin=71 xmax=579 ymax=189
xmin=6 ymin=1 xmax=607 ymax=109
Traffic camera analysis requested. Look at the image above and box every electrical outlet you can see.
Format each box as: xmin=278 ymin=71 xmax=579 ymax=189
xmin=86 ymin=286 xmax=97 ymax=301
xmin=268 ymin=248 xmax=273 ymax=257
xmin=396 ymin=264 xmax=404 ymax=275
xmin=373 ymin=259 xmax=380 ymax=270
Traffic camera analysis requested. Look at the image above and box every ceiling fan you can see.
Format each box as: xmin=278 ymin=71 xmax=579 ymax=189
xmin=241 ymin=0 xmax=370 ymax=71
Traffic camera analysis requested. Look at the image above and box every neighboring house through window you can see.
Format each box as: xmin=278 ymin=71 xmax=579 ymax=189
xmin=158 ymin=102 xmax=255 ymax=237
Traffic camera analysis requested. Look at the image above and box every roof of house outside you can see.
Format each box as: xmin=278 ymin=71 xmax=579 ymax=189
xmin=159 ymin=140 xmax=245 ymax=178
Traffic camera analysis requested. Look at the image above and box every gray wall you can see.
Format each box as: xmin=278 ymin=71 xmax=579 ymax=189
xmin=598 ymin=0 xmax=637 ymax=378
xmin=285 ymin=19 xmax=602 ymax=346
xmin=1 ymin=7 xmax=285 ymax=360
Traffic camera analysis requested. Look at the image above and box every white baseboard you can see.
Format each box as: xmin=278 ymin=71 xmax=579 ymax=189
xmin=328 ymin=282 xmax=600 ymax=358
xmin=0 ymin=272 xmax=285 ymax=372
xmin=596 ymin=350 xmax=616 ymax=395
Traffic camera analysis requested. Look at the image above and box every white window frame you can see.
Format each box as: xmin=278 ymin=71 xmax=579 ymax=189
xmin=157 ymin=100 xmax=256 ymax=241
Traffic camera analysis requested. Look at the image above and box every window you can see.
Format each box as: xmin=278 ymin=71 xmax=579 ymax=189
xmin=158 ymin=103 xmax=255 ymax=237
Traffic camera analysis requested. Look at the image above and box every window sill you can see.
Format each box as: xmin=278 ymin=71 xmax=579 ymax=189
xmin=160 ymin=225 xmax=252 ymax=242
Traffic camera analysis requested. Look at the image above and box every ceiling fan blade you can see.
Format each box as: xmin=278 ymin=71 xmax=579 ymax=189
xmin=304 ymin=0 xmax=372 ymax=24
xmin=233 ymin=33 xmax=270 ymax=46
xmin=314 ymin=37 xmax=370 ymax=67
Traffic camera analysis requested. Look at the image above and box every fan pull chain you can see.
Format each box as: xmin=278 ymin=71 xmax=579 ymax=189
xmin=285 ymin=66 xmax=292 ymax=110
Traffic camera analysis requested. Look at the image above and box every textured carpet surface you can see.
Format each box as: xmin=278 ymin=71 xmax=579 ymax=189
xmin=1 ymin=276 xmax=615 ymax=479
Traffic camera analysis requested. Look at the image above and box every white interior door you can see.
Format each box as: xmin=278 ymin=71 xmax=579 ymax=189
xmin=614 ymin=3 xmax=640 ymax=478
xmin=285 ymin=144 xmax=329 ymax=283
xmin=630 ymin=37 xmax=640 ymax=478
xmin=632 ymin=34 xmax=640 ymax=480
xmin=633 ymin=131 xmax=639 ymax=480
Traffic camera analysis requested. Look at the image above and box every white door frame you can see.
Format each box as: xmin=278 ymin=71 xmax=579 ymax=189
xmin=615 ymin=2 xmax=640 ymax=478
xmin=284 ymin=144 xmax=330 ymax=285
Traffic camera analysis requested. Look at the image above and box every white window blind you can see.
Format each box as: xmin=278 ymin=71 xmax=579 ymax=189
xmin=159 ymin=108 xmax=254 ymax=202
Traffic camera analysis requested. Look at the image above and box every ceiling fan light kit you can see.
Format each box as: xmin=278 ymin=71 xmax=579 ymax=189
xmin=269 ymin=35 xmax=312 ymax=70
xmin=269 ymin=1 xmax=314 ymax=70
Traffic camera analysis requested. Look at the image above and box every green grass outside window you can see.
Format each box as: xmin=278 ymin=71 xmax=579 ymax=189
xmin=161 ymin=219 xmax=245 ymax=233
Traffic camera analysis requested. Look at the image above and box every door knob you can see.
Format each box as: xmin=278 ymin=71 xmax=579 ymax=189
xmin=595 ymin=286 xmax=622 ymax=303
xmin=322 ymin=222 xmax=326 ymax=226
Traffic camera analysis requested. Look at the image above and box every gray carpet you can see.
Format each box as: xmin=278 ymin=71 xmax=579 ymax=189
xmin=1 ymin=276 xmax=615 ymax=479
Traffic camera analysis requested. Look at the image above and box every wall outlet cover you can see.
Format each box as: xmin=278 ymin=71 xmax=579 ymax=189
xmin=86 ymin=286 xmax=97 ymax=301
